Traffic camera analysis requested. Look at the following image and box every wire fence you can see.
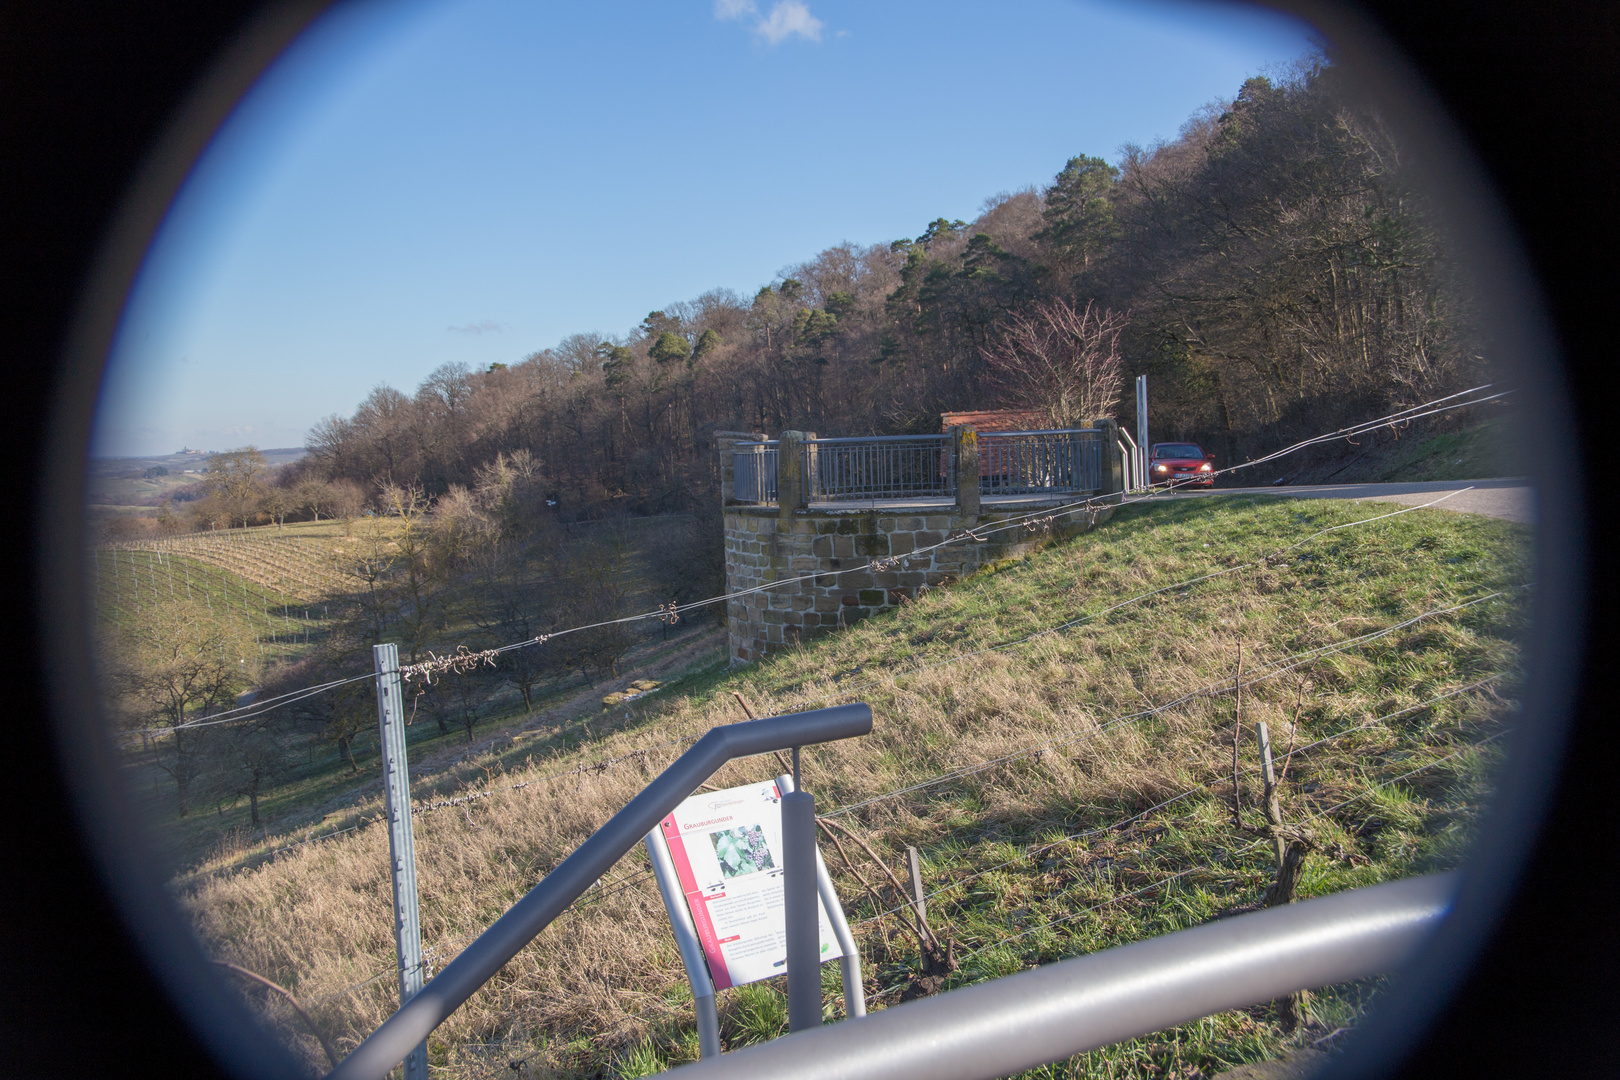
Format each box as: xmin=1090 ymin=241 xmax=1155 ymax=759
xmin=367 ymin=685 xmax=1512 ymax=1078
xmin=845 ymin=675 xmax=1507 ymax=934
xmin=947 ymin=727 xmax=1510 ymax=973
xmin=179 ymin=482 xmax=1512 ymax=882
xmin=112 ymin=382 xmax=1514 ymax=744
xmin=256 ymin=623 xmax=1513 ymax=1041
xmin=143 ymin=386 xmax=1524 ymax=1073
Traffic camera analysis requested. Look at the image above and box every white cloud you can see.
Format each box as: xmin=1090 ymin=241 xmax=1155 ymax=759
xmin=714 ymin=0 xmax=822 ymax=45
xmin=447 ymin=320 xmax=507 ymax=335
xmin=755 ymin=0 xmax=823 ymax=44
xmin=713 ymin=0 xmax=757 ymax=21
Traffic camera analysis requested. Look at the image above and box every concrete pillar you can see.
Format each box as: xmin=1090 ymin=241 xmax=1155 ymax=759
xmin=951 ymin=425 xmax=980 ymax=519
xmin=778 ymin=431 xmax=810 ymax=520
xmin=801 ymin=431 xmax=818 ymax=503
xmin=1093 ymin=418 xmax=1123 ymax=498
xmin=715 ymin=430 xmax=762 ymax=504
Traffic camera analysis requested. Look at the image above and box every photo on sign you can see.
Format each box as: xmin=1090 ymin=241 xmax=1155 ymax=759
xmin=710 ymin=824 xmax=775 ymax=879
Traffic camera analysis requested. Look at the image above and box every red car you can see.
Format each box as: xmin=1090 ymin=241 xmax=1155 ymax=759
xmin=1149 ymin=442 xmax=1216 ymax=489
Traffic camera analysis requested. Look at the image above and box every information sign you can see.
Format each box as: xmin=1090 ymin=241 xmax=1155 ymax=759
xmin=656 ymin=779 xmax=842 ymax=989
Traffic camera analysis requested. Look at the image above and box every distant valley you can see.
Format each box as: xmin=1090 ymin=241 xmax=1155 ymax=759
xmin=88 ymin=447 xmax=307 ymax=514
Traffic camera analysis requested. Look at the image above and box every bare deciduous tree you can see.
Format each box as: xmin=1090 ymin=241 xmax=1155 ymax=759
xmin=107 ymin=614 xmax=246 ymax=816
xmin=980 ymin=298 xmax=1128 ymax=428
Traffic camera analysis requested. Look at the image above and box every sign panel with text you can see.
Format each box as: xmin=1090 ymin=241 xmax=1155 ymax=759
xmin=656 ymin=779 xmax=842 ymax=989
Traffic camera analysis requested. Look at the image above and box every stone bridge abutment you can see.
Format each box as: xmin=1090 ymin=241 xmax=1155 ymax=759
xmin=717 ymin=425 xmax=1122 ymax=666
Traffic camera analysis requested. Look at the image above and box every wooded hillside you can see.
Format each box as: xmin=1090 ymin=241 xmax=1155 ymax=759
xmin=285 ymin=59 xmax=1482 ymax=520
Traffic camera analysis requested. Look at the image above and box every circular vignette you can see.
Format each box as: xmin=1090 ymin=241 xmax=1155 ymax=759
xmin=25 ymin=2 xmax=1600 ymax=1079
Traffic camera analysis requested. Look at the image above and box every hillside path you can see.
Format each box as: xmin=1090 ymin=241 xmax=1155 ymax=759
xmin=1168 ymin=478 xmax=1534 ymax=524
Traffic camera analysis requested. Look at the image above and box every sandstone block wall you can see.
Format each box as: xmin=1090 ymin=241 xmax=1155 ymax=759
xmin=724 ymin=502 xmax=1113 ymax=665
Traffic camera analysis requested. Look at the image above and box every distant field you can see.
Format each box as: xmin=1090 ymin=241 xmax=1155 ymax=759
xmin=104 ymin=512 xmax=707 ymax=871
xmin=111 ymin=525 xmax=355 ymax=600
xmin=92 ymin=545 xmax=332 ymax=667
xmin=86 ymin=446 xmax=306 ymax=509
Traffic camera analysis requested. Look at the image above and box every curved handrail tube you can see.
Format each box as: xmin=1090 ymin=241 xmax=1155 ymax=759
xmin=327 ymin=703 xmax=874 ymax=1080
xmin=659 ymin=873 xmax=1456 ymax=1080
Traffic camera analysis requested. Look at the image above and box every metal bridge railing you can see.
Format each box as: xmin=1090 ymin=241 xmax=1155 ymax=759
xmin=805 ymin=434 xmax=952 ymax=502
xmin=730 ymin=429 xmax=1107 ymax=505
xmin=733 ymin=442 xmax=779 ymax=503
xmin=979 ymin=429 xmax=1103 ymax=497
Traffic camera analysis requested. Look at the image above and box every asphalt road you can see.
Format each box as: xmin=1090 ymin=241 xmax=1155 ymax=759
xmin=1167 ymin=478 xmax=1535 ymax=524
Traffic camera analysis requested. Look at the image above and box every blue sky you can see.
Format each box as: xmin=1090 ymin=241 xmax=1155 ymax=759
xmin=93 ymin=0 xmax=1318 ymax=457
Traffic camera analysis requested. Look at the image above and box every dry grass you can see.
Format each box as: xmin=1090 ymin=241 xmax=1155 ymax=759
xmin=180 ymin=496 xmax=1528 ymax=1078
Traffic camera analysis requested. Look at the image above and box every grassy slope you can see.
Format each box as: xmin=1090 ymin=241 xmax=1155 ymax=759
xmin=182 ymin=495 xmax=1528 ymax=1079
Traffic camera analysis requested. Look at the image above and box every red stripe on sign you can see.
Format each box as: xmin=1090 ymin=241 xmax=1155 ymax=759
xmin=662 ymin=815 xmax=734 ymax=990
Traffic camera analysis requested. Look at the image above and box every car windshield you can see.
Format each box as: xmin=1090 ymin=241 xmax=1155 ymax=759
xmin=1154 ymin=444 xmax=1203 ymax=459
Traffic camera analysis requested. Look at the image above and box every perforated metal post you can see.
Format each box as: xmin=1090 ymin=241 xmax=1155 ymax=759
xmin=373 ymin=644 xmax=427 ymax=1080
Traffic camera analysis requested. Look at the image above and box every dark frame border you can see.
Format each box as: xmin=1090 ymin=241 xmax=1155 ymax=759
xmin=3 ymin=2 xmax=1608 ymax=1077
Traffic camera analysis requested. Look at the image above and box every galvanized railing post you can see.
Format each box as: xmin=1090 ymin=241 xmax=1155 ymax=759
xmin=1136 ymin=374 xmax=1149 ymax=486
xmin=373 ymin=643 xmax=427 ymax=1080
xmin=645 ymin=828 xmax=722 ymax=1058
xmin=783 ymin=747 xmax=820 ymax=1032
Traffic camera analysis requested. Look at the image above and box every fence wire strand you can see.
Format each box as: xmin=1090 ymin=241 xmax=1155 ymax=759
xmin=184 ymin=485 xmax=1517 ymax=882
xmin=114 ymin=384 xmax=1513 ymax=741
xmin=845 ymin=674 xmax=1507 ymax=933
xmin=949 ymin=727 xmax=1510 ymax=971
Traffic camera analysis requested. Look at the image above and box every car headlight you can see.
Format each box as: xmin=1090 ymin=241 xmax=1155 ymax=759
xmin=1200 ymin=464 xmax=1212 ymax=472
xmin=1153 ymin=464 xmax=1169 ymax=472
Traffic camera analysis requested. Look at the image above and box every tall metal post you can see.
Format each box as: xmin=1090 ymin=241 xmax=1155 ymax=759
xmin=906 ymin=847 xmax=927 ymax=926
xmin=783 ymin=748 xmax=821 ymax=1032
xmin=374 ymin=643 xmax=428 ymax=1080
xmin=776 ymin=772 xmax=866 ymax=1020
xmin=1136 ymin=375 xmax=1149 ymax=486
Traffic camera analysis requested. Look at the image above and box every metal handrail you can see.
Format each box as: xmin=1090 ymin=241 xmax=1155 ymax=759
xmin=660 ymin=873 xmax=1455 ymax=1080
xmin=1118 ymin=428 xmax=1142 ymax=493
xmin=326 ymin=704 xmax=874 ymax=1080
xmin=805 ymin=436 xmax=952 ymax=502
xmin=733 ymin=444 xmax=779 ymax=502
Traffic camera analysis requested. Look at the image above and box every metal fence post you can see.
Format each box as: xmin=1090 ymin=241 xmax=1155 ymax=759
xmin=783 ymin=748 xmax=821 ymax=1033
xmin=906 ymin=847 xmax=927 ymax=926
xmin=374 ymin=643 xmax=428 ymax=1080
